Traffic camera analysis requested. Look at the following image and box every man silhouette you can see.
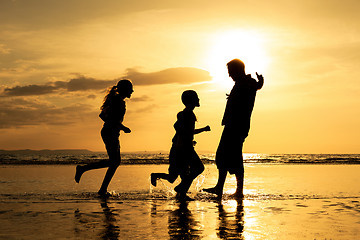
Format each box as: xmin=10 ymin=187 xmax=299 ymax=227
xmin=204 ymin=59 xmax=263 ymax=199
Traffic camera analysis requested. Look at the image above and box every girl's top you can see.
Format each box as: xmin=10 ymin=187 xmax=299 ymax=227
xmin=99 ymin=94 xmax=126 ymax=131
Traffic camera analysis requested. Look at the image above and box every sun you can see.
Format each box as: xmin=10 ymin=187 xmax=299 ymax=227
xmin=205 ymin=30 xmax=269 ymax=88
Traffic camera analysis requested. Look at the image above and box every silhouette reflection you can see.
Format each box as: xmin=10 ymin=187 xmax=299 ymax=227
xmin=74 ymin=198 xmax=120 ymax=240
xmin=99 ymin=198 xmax=120 ymax=240
xmin=168 ymin=201 xmax=202 ymax=239
xmin=217 ymin=199 xmax=244 ymax=239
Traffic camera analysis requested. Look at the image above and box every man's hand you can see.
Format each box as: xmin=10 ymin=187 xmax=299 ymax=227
xmin=255 ymin=72 xmax=264 ymax=90
xmin=256 ymin=72 xmax=264 ymax=81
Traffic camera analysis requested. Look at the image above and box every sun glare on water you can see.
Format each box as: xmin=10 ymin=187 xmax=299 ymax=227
xmin=206 ymin=30 xmax=269 ymax=89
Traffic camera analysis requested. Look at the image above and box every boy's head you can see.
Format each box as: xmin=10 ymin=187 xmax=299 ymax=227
xmin=181 ymin=90 xmax=200 ymax=107
xmin=227 ymin=59 xmax=245 ymax=79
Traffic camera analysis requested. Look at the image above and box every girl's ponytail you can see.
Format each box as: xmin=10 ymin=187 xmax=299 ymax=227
xmin=101 ymin=85 xmax=117 ymax=110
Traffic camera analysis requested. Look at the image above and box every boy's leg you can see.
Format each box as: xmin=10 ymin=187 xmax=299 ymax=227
xmin=150 ymin=173 xmax=178 ymax=187
xmin=174 ymin=176 xmax=194 ymax=201
xmin=174 ymin=151 xmax=204 ymax=194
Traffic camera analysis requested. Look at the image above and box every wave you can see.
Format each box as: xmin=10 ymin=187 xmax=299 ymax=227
xmin=0 ymin=153 xmax=359 ymax=165
xmin=1 ymin=191 xmax=360 ymax=203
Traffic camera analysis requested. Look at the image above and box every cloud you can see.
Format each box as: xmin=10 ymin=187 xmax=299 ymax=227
xmin=2 ymin=75 xmax=116 ymax=96
xmin=0 ymin=43 xmax=11 ymax=54
xmin=130 ymin=95 xmax=152 ymax=102
xmin=2 ymin=84 xmax=58 ymax=96
xmin=124 ymin=67 xmax=212 ymax=85
xmin=1 ymin=67 xmax=212 ymax=96
xmin=64 ymin=76 xmax=116 ymax=91
xmin=0 ymin=97 xmax=97 ymax=128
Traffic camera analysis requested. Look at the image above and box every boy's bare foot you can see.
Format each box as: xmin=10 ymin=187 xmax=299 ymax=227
xmin=203 ymin=187 xmax=222 ymax=195
xmin=150 ymin=173 xmax=157 ymax=187
xmin=175 ymin=193 xmax=194 ymax=202
xmin=75 ymin=165 xmax=84 ymax=183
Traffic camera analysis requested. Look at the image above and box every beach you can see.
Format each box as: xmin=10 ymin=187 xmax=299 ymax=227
xmin=1 ymin=164 xmax=359 ymax=239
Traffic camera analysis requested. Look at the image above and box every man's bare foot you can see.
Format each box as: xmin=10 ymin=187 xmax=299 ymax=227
xmin=75 ymin=165 xmax=84 ymax=183
xmin=229 ymin=191 xmax=244 ymax=199
xmin=150 ymin=173 xmax=157 ymax=187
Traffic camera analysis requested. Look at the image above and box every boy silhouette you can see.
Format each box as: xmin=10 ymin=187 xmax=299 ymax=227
xmin=151 ymin=90 xmax=211 ymax=201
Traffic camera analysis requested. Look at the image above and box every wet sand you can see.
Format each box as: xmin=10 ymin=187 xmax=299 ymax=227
xmin=0 ymin=164 xmax=359 ymax=239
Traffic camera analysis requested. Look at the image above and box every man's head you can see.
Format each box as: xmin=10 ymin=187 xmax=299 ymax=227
xmin=227 ymin=59 xmax=245 ymax=80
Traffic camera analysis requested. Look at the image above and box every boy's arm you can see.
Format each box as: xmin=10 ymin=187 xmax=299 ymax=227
xmin=118 ymin=123 xmax=131 ymax=133
xmin=194 ymin=125 xmax=211 ymax=135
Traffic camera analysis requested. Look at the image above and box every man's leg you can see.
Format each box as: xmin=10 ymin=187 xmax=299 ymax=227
xmin=232 ymin=169 xmax=244 ymax=199
xmin=203 ymin=169 xmax=227 ymax=198
xmin=232 ymin=138 xmax=245 ymax=198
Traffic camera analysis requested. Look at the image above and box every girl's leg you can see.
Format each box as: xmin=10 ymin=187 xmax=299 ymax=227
xmin=98 ymin=139 xmax=120 ymax=195
xmin=96 ymin=127 xmax=121 ymax=195
xmin=75 ymin=161 xmax=110 ymax=183
xmin=98 ymin=163 xmax=119 ymax=195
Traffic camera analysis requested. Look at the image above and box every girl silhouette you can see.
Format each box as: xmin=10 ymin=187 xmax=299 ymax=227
xmin=75 ymin=79 xmax=133 ymax=196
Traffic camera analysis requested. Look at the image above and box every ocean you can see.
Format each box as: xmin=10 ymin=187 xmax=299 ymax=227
xmin=0 ymin=150 xmax=359 ymax=165
xmin=1 ymin=152 xmax=359 ymax=239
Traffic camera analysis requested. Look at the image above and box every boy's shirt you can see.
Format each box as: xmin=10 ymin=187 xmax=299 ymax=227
xmin=172 ymin=108 xmax=196 ymax=149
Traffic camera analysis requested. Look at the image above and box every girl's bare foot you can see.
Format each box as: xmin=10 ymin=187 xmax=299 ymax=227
xmin=98 ymin=190 xmax=111 ymax=198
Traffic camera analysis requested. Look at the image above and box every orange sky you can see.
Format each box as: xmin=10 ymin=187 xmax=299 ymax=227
xmin=0 ymin=0 xmax=359 ymax=153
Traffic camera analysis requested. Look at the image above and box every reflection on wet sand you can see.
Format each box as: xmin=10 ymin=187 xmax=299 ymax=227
xmin=150 ymin=198 xmax=245 ymax=239
xmin=168 ymin=201 xmax=202 ymax=239
xmin=74 ymin=198 xmax=120 ymax=240
xmin=99 ymin=199 xmax=120 ymax=240
xmin=73 ymin=194 xmax=244 ymax=240
xmin=217 ymin=199 xmax=244 ymax=239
